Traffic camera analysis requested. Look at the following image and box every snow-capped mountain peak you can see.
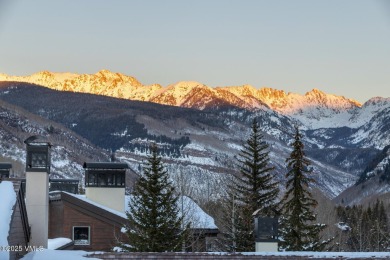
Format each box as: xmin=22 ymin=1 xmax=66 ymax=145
xmin=0 ymin=71 xmax=388 ymax=130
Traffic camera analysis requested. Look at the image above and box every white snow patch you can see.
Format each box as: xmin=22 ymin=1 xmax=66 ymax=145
xmin=52 ymin=159 xmax=70 ymax=168
xmin=227 ymin=142 xmax=242 ymax=151
xmin=47 ymin=238 xmax=72 ymax=250
xmin=336 ymin=222 xmax=351 ymax=231
xmin=185 ymin=142 xmax=207 ymax=151
xmin=112 ymin=246 xmax=124 ymax=252
xmin=21 ymin=249 xmax=101 ymax=260
xmin=0 ymin=181 xmax=17 ymax=260
xmin=177 ymin=155 xmax=215 ymax=166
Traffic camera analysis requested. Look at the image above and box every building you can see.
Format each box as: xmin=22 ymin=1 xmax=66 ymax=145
xmin=0 ymin=166 xmax=30 ymax=260
xmin=49 ymin=191 xmax=127 ymax=251
xmin=1 ymin=137 xmax=219 ymax=256
xmin=48 ymin=162 xmax=129 ymax=251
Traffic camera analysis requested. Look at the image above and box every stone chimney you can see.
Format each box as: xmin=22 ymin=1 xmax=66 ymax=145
xmin=83 ymin=162 xmax=127 ymax=213
xmin=24 ymin=136 xmax=51 ymax=248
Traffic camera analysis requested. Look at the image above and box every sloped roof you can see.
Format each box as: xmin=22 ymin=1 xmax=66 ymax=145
xmin=49 ymin=191 xmax=127 ymax=226
xmin=125 ymin=195 xmax=217 ymax=229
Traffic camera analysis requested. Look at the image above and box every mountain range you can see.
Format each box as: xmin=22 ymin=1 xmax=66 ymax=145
xmin=0 ymin=70 xmax=389 ymax=205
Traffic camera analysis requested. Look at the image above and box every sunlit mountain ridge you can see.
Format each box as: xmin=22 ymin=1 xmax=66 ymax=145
xmin=1 ymin=70 xmax=389 ymax=131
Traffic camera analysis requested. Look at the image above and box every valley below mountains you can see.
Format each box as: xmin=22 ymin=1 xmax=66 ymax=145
xmin=0 ymin=70 xmax=389 ymax=205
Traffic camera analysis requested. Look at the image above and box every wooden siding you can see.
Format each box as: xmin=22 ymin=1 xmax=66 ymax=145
xmin=49 ymin=192 xmax=126 ymax=251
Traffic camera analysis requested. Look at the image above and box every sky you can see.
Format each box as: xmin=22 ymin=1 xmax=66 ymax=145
xmin=0 ymin=0 xmax=389 ymax=103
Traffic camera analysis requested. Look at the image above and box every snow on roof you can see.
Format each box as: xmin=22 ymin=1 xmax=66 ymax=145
xmin=180 ymin=196 xmax=217 ymax=229
xmin=0 ymin=181 xmax=17 ymax=260
xmin=48 ymin=238 xmax=72 ymax=250
xmin=63 ymin=192 xmax=126 ymax=219
xmin=125 ymin=195 xmax=217 ymax=229
xmin=21 ymin=249 xmax=101 ymax=260
xmin=59 ymin=192 xmax=216 ymax=229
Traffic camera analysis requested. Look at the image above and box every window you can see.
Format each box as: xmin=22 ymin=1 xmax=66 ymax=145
xmin=85 ymin=170 xmax=125 ymax=187
xmin=87 ymin=172 xmax=97 ymax=186
xmin=26 ymin=145 xmax=50 ymax=171
xmin=98 ymin=174 xmax=107 ymax=186
xmin=73 ymin=226 xmax=90 ymax=245
xmin=31 ymin=152 xmax=47 ymax=168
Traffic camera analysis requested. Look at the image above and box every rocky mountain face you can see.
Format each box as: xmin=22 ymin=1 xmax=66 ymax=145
xmin=0 ymin=71 xmax=389 ymax=203
xmin=334 ymin=145 xmax=390 ymax=205
xmin=0 ymin=71 xmax=362 ymax=122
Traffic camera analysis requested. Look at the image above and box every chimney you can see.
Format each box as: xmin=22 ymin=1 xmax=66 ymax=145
xmin=24 ymin=136 xmax=51 ymax=248
xmin=83 ymin=162 xmax=127 ymax=213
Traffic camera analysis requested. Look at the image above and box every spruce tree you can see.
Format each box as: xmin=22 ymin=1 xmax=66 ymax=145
xmin=121 ymin=143 xmax=186 ymax=252
xmin=220 ymin=118 xmax=280 ymax=252
xmin=280 ymin=126 xmax=326 ymax=251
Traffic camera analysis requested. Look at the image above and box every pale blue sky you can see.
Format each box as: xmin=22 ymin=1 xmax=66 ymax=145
xmin=0 ymin=0 xmax=389 ymax=102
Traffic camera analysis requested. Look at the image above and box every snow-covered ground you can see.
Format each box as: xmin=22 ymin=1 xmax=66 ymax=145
xmin=47 ymin=238 xmax=72 ymax=250
xmin=0 ymin=181 xmax=16 ymax=260
xmin=21 ymin=250 xmax=101 ymax=260
xmin=218 ymin=251 xmax=390 ymax=258
xmin=21 ymin=250 xmax=390 ymax=259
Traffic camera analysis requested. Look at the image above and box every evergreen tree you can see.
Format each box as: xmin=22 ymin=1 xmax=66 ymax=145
xmin=219 ymin=118 xmax=280 ymax=252
xmin=121 ymin=143 xmax=186 ymax=252
xmin=280 ymin=126 xmax=326 ymax=251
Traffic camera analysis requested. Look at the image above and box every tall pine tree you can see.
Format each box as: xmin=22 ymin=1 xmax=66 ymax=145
xmin=280 ymin=126 xmax=326 ymax=251
xmin=219 ymin=118 xmax=280 ymax=252
xmin=121 ymin=143 xmax=186 ymax=252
